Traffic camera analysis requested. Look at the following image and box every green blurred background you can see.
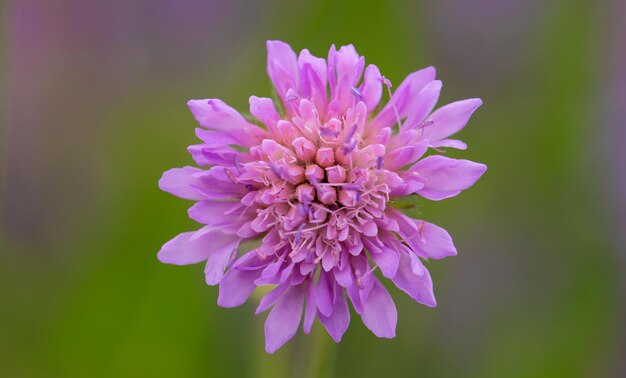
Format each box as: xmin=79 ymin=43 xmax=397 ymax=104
xmin=1 ymin=0 xmax=624 ymax=377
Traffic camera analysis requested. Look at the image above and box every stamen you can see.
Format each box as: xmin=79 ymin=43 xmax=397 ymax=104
xmin=350 ymin=86 xmax=362 ymax=98
xmin=294 ymin=223 xmax=306 ymax=245
xmin=268 ymin=162 xmax=283 ymax=179
xmin=342 ymin=138 xmax=358 ymax=154
xmin=355 ymin=269 xmax=363 ymax=289
xmin=298 ymin=200 xmax=309 ymax=217
xmin=308 ymin=176 xmax=322 ymax=192
xmin=342 ymin=183 xmax=361 ymax=191
xmin=225 ymin=169 xmax=238 ymax=184
xmin=345 ymin=123 xmax=357 ymax=141
xmin=226 ymin=248 xmax=239 ymax=269
xmin=376 ymin=156 xmax=383 ymax=169
xmin=283 ymin=221 xmax=329 ymax=235
xmin=319 ymin=127 xmax=340 ymax=137
xmin=418 ymin=120 xmax=434 ymax=129
xmin=233 ymin=155 xmax=242 ymax=174
xmin=245 ymin=184 xmax=254 ymax=191
xmin=417 ymin=119 xmax=434 ymax=137
xmin=381 ymin=76 xmax=402 ymax=130
xmin=284 ymin=91 xmax=300 ymax=102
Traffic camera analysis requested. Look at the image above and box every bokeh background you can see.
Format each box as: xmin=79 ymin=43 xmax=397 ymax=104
xmin=1 ymin=0 xmax=625 ymax=377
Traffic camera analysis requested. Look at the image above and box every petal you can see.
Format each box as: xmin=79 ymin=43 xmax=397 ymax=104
xmin=403 ymin=80 xmax=442 ymax=129
xmin=411 ymin=220 xmax=457 ymax=259
xmin=361 ymin=278 xmax=397 ymax=338
xmin=157 ymin=231 xmax=207 ymax=265
xmin=249 ymin=96 xmax=280 ymax=135
xmin=192 ymin=167 xmax=247 ymax=200
xmin=315 ymin=270 xmax=334 ymax=317
xmin=158 ymin=166 xmax=206 ymax=201
xmin=187 ymin=144 xmax=241 ymax=167
xmin=319 ymin=281 xmax=350 ymax=342
xmin=188 ymin=99 xmax=263 ymax=146
xmin=188 ymin=99 xmax=244 ymax=131
xmin=266 ymin=40 xmax=299 ymax=100
xmin=430 ymin=139 xmax=467 ymax=150
xmin=158 ymin=229 xmax=239 ymax=271
xmin=203 ymin=232 xmax=241 ymax=285
xmin=333 ymin=266 xmax=353 ymax=288
xmin=370 ymin=67 xmax=436 ymax=132
xmin=420 ymin=98 xmax=482 ymax=142
xmin=195 ymin=128 xmax=240 ymax=146
xmin=303 ymin=281 xmax=317 ymax=334
xmin=256 ymin=284 xmax=289 ymax=314
xmin=369 ymin=245 xmax=399 ymax=278
xmin=298 ymin=49 xmax=327 ymax=111
xmin=187 ymin=200 xmax=245 ymax=232
xmin=411 ymin=155 xmax=487 ymax=200
xmin=264 ymin=285 xmax=305 ymax=353
xmin=384 ymin=140 xmax=429 ymax=171
xmin=217 ymin=264 xmax=261 ymax=308
xmin=392 ymin=250 xmax=437 ymax=307
xmin=360 ymin=64 xmax=383 ymax=112
xmin=217 ymin=250 xmax=267 ymax=308
xmin=388 ymin=209 xmax=457 ymax=259
xmin=329 ymin=44 xmax=365 ymax=112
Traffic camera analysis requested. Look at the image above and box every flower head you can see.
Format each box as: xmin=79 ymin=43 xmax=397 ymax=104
xmin=158 ymin=40 xmax=487 ymax=353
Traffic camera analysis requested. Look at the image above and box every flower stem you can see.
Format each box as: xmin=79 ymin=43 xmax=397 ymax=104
xmin=302 ymin=323 xmax=336 ymax=378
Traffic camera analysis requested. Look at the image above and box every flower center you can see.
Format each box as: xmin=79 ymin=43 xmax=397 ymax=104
xmin=239 ymin=102 xmax=389 ymax=269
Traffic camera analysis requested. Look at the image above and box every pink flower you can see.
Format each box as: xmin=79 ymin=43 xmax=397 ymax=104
xmin=158 ymin=40 xmax=486 ymax=353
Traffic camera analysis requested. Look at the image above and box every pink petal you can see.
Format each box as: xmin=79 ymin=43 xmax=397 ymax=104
xmin=370 ymin=66 xmax=436 ymax=132
xmin=360 ymin=64 xmax=383 ymax=112
xmin=369 ymin=246 xmax=399 ymax=278
xmin=333 ymin=266 xmax=353 ymax=288
xmin=298 ymin=49 xmax=327 ymax=112
xmin=217 ymin=251 xmax=267 ymax=307
xmin=388 ymin=209 xmax=457 ymax=259
xmin=315 ymin=270 xmax=334 ymax=317
xmin=187 ymin=200 xmax=246 ymax=233
xmin=303 ymin=281 xmax=317 ymax=334
xmin=384 ymin=140 xmax=429 ymax=171
xmin=195 ymin=128 xmax=239 ymax=146
xmin=360 ymin=278 xmax=397 ymax=338
xmin=410 ymin=220 xmax=457 ymax=259
xmin=319 ymin=281 xmax=350 ymax=342
xmin=188 ymin=99 xmax=263 ymax=146
xmin=157 ymin=229 xmax=239 ymax=272
xmin=412 ymin=155 xmax=487 ymax=200
xmin=192 ymin=167 xmax=247 ymax=200
xmin=187 ymin=144 xmax=241 ymax=167
xmin=392 ymin=250 xmax=437 ymax=307
xmin=403 ymin=80 xmax=442 ymax=129
xmin=249 ymin=96 xmax=280 ymax=135
xmin=157 ymin=232 xmax=205 ymax=265
xmin=158 ymin=166 xmax=206 ymax=201
xmin=430 ymin=139 xmax=467 ymax=150
xmin=266 ymin=40 xmax=299 ymax=100
xmin=203 ymin=232 xmax=241 ymax=285
xmin=420 ymin=98 xmax=482 ymax=142
xmin=329 ymin=44 xmax=364 ymax=112
xmin=264 ymin=285 xmax=305 ymax=353
xmin=256 ymin=284 xmax=289 ymax=314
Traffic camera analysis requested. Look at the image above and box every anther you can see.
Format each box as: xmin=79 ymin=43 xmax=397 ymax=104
xmin=233 ymin=155 xmax=242 ymax=174
xmin=350 ymin=86 xmax=362 ymax=98
xmin=268 ymin=162 xmax=283 ymax=179
xmin=376 ymin=156 xmax=384 ymax=169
